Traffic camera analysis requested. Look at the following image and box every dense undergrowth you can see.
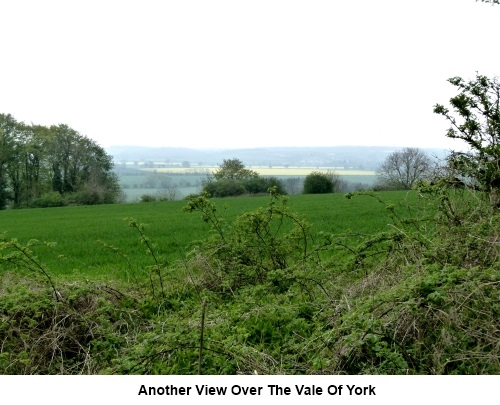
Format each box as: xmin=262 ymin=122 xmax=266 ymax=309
xmin=0 ymin=184 xmax=499 ymax=374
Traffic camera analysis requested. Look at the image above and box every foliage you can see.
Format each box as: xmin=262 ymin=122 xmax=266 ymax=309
xmin=303 ymin=170 xmax=343 ymax=194
xmin=30 ymin=191 xmax=66 ymax=208
xmin=0 ymin=113 xmax=122 ymax=209
xmin=376 ymin=147 xmax=432 ymax=190
xmin=243 ymin=176 xmax=287 ymax=195
xmin=126 ymin=217 xmax=167 ymax=299
xmin=0 ymin=273 xmax=138 ymax=374
xmin=0 ymin=175 xmax=8 ymax=210
xmin=202 ymin=158 xmax=286 ymax=197
xmin=139 ymin=194 xmax=157 ymax=203
xmin=213 ymin=158 xmax=258 ymax=181
xmin=183 ymin=188 xmax=327 ymax=292
xmin=327 ymin=187 xmax=500 ymax=374
xmin=0 ymin=235 xmax=59 ymax=300
xmin=203 ymin=178 xmax=246 ymax=198
xmin=204 ymin=176 xmax=287 ymax=198
xmin=434 ymin=74 xmax=500 ymax=209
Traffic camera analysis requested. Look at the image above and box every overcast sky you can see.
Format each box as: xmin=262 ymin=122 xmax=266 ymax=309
xmin=1 ymin=0 xmax=498 ymax=150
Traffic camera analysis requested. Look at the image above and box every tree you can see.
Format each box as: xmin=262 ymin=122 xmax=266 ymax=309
xmin=0 ymin=114 xmax=22 ymax=208
xmin=284 ymin=177 xmax=302 ymax=195
xmin=202 ymin=158 xmax=286 ymax=197
xmin=434 ymin=74 xmax=500 ymax=208
xmin=213 ymin=158 xmax=258 ymax=181
xmin=0 ymin=114 xmax=122 ymax=208
xmin=203 ymin=179 xmax=247 ymax=197
xmin=376 ymin=147 xmax=431 ymax=190
xmin=303 ymin=171 xmax=343 ymax=194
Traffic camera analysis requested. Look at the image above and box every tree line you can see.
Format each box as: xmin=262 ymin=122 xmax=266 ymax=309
xmin=197 ymin=158 xmax=347 ymax=198
xmin=0 ymin=113 xmax=122 ymax=209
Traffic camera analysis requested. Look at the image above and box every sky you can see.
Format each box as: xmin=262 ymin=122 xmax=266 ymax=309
xmin=1 ymin=0 xmax=498 ymax=150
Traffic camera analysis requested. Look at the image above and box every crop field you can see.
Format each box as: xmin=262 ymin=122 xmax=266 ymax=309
xmin=0 ymin=191 xmax=413 ymax=280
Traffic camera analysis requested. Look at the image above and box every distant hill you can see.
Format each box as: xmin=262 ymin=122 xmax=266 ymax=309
xmin=106 ymin=146 xmax=449 ymax=171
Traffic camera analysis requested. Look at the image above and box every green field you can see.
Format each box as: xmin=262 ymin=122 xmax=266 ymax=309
xmin=0 ymin=191 xmax=412 ymax=279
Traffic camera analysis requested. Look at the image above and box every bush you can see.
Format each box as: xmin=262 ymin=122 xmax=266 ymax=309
xmin=0 ymin=275 xmax=137 ymax=374
xmin=303 ymin=171 xmax=335 ymax=194
xmin=183 ymin=189 xmax=325 ymax=293
xmin=203 ymin=177 xmax=286 ymax=198
xmin=244 ymin=176 xmax=287 ymax=195
xmin=203 ymin=179 xmax=246 ymax=197
xmin=139 ymin=194 xmax=157 ymax=203
xmin=30 ymin=192 xmax=65 ymax=208
xmin=0 ymin=177 xmax=9 ymax=210
xmin=62 ymin=187 xmax=122 ymax=206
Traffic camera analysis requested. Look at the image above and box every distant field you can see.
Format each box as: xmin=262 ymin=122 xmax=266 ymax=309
xmin=117 ymin=167 xmax=377 ymax=201
xmin=0 ymin=191 xmax=415 ymax=280
xmin=140 ymin=166 xmax=376 ymax=177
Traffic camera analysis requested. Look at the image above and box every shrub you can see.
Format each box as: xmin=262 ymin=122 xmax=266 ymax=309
xmin=139 ymin=194 xmax=157 ymax=203
xmin=244 ymin=176 xmax=287 ymax=195
xmin=30 ymin=191 xmax=65 ymax=208
xmin=303 ymin=171 xmax=335 ymax=194
xmin=202 ymin=159 xmax=286 ymax=197
xmin=183 ymin=188 xmax=328 ymax=293
xmin=203 ymin=179 xmax=246 ymax=198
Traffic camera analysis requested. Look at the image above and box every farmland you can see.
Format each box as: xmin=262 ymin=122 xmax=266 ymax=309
xmin=115 ymin=164 xmax=377 ymax=201
xmin=0 ymin=191 xmax=406 ymax=279
xmin=1 ymin=188 xmax=499 ymax=375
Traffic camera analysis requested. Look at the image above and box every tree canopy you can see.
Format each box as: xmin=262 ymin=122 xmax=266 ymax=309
xmin=434 ymin=74 xmax=500 ymax=208
xmin=0 ymin=113 xmax=122 ymax=209
xmin=302 ymin=171 xmax=344 ymax=194
xmin=376 ymin=147 xmax=431 ymax=190
xmin=213 ymin=158 xmax=258 ymax=181
xmin=203 ymin=158 xmax=286 ymax=197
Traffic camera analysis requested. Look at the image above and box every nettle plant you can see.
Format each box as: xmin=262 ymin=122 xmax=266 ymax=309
xmin=183 ymin=187 xmax=329 ymax=293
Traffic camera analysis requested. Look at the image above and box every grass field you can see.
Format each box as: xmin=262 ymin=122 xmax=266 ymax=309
xmin=0 ymin=191 xmax=414 ymax=280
